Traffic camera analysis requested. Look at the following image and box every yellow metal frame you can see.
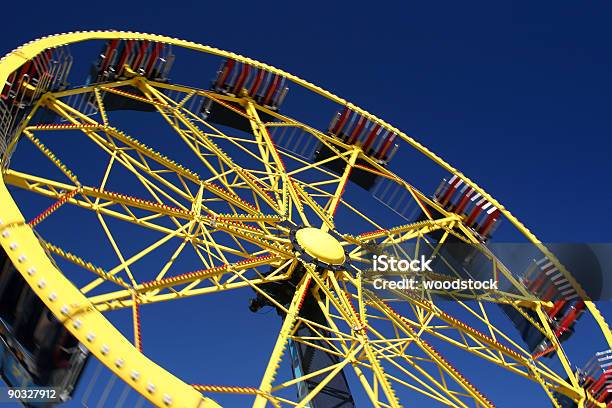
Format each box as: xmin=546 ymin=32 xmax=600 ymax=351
xmin=0 ymin=31 xmax=608 ymax=408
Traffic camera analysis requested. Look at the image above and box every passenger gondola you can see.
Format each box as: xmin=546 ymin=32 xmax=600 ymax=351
xmin=201 ymin=59 xmax=289 ymax=132
xmin=313 ymin=108 xmax=399 ymax=190
xmin=88 ymin=39 xmax=175 ymax=111
xmin=0 ymin=245 xmax=89 ymax=406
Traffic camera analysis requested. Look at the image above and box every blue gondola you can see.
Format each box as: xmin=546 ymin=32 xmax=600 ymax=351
xmin=0 ymin=246 xmax=89 ymax=407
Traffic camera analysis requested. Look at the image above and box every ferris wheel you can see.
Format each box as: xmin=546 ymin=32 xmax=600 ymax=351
xmin=0 ymin=31 xmax=610 ymax=408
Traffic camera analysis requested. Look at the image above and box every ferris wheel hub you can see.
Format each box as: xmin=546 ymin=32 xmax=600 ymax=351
xmin=295 ymin=227 xmax=346 ymax=265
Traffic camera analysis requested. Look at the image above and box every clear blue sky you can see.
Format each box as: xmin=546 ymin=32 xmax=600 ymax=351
xmin=1 ymin=1 xmax=611 ymax=406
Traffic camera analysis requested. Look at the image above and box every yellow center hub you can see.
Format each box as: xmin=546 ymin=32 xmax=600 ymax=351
xmin=295 ymin=228 xmax=346 ymax=265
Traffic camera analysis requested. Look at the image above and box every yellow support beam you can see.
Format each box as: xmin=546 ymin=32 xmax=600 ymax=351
xmin=253 ymin=270 xmax=313 ymax=408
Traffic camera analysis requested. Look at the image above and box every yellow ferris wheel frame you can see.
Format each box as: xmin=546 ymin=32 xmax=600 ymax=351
xmin=0 ymin=31 xmax=609 ymax=408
